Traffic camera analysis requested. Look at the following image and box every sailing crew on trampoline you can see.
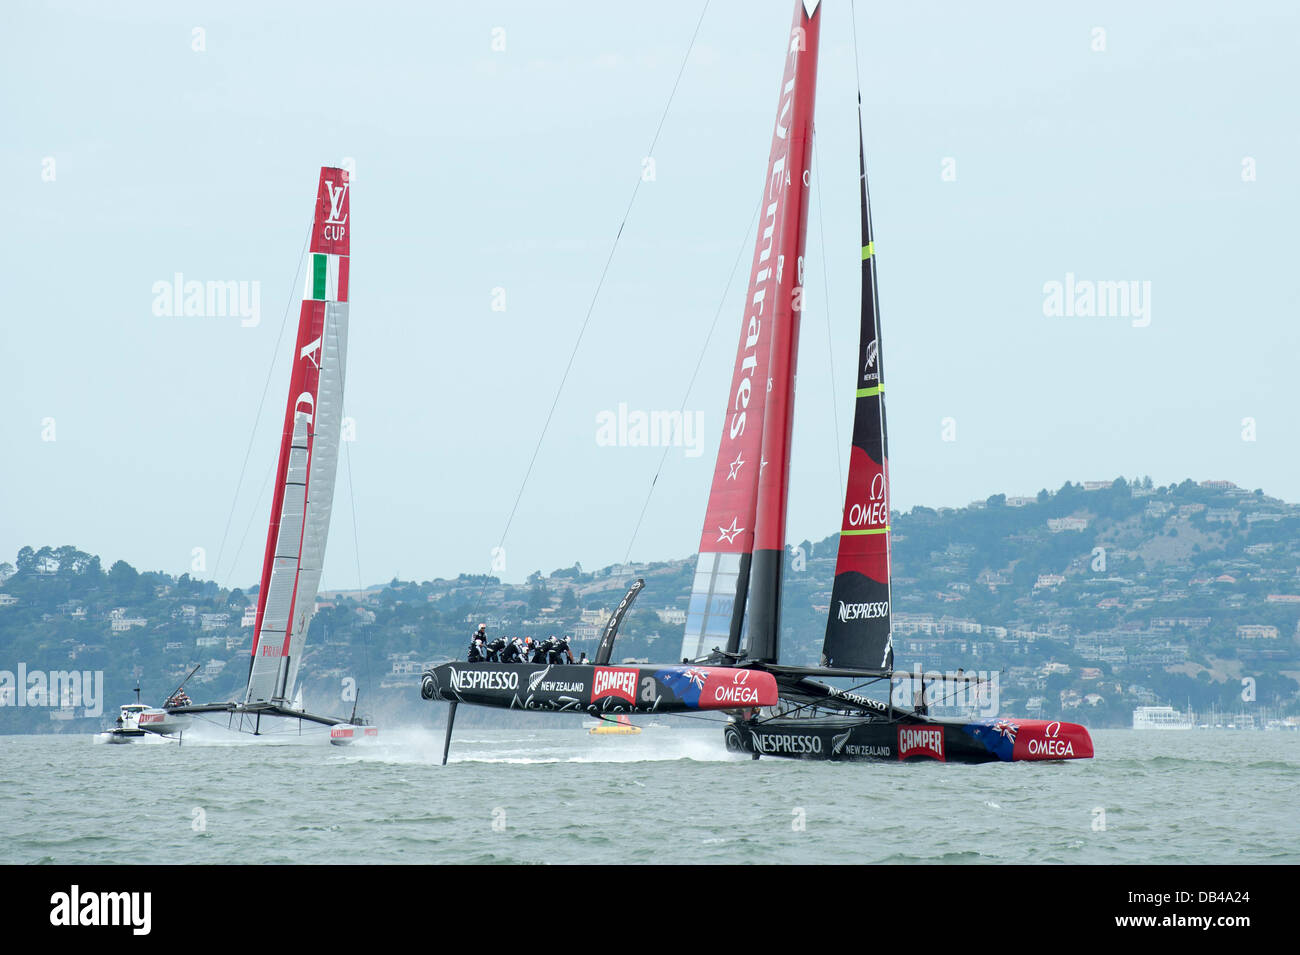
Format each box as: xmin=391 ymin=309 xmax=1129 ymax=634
xmin=548 ymin=635 xmax=574 ymax=665
xmin=498 ymin=638 xmax=514 ymax=662
xmin=465 ymin=623 xmax=491 ymax=662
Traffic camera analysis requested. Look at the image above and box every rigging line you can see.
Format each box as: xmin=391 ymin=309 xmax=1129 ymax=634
xmin=849 ymin=0 xmax=863 ymax=99
xmin=751 ymin=675 xmax=890 ymax=725
xmin=472 ymin=0 xmax=713 ymax=616
xmin=213 ymin=216 xmax=314 ymax=587
xmin=224 ymin=457 xmax=277 ymax=592
xmin=617 ymin=198 xmax=762 ymax=576
xmin=343 ymin=423 xmax=375 ymax=711
xmin=811 ymin=134 xmax=845 ymax=504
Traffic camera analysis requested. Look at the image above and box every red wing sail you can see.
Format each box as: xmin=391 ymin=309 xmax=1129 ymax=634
xmin=680 ymin=0 xmax=822 ymax=663
xmin=743 ymin=0 xmax=821 ymax=664
xmin=246 ymin=167 xmax=351 ymax=703
xmin=821 ymin=106 xmax=893 ymax=670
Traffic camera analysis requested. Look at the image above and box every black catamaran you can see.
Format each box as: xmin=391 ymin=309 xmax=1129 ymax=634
xmin=424 ymin=0 xmax=1093 ymax=765
xmin=688 ymin=0 xmax=1091 ymax=763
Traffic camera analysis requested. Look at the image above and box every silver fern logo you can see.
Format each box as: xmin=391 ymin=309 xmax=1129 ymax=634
xmin=831 ymin=730 xmax=851 ymax=755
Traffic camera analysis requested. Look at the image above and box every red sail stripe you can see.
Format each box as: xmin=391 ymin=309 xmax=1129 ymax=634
xmin=752 ymin=8 xmax=819 ymax=554
xmin=695 ymin=4 xmax=820 ymax=562
xmin=249 ymin=168 xmax=349 ymax=669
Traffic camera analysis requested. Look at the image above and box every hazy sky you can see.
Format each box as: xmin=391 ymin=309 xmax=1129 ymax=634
xmin=3 ymin=1 xmax=1298 ymax=590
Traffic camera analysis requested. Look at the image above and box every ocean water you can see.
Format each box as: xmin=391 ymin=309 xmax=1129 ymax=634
xmin=1 ymin=725 xmax=1296 ymax=865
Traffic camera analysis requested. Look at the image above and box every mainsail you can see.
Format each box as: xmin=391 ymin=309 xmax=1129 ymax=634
xmin=679 ymin=0 xmax=821 ymax=663
xmin=245 ymin=167 xmax=351 ymax=703
xmin=821 ymin=106 xmax=893 ymax=671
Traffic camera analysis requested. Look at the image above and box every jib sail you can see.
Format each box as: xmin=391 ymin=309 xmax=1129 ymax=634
xmin=680 ymin=0 xmax=822 ymax=663
xmin=246 ymin=167 xmax=351 ymax=703
xmin=821 ymin=107 xmax=893 ymax=671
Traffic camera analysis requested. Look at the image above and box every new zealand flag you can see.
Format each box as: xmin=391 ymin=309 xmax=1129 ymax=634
xmin=654 ymin=666 xmax=708 ymax=708
xmin=963 ymin=717 xmax=1019 ymax=762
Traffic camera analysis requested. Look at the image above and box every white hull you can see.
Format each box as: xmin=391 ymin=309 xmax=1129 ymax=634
xmin=137 ymin=708 xmax=193 ymax=736
xmin=329 ymin=725 xmax=379 ymax=746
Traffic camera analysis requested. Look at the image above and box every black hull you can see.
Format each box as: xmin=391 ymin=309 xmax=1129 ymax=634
xmin=725 ymin=713 xmax=1094 ymax=764
xmin=421 ymin=662 xmax=777 ymax=714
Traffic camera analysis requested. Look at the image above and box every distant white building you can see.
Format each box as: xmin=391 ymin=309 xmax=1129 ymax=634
xmin=200 ymin=613 xmax=230 ymax=631
xmin=0 ymin=594 xmax=17 ymax=607
xmin=580 ymin=608 xmax=611 ymax=628
xmin=655 ymin=608 xmax=686 ymax=625
xmin=241 ymin=606 xmax=257 ymax=627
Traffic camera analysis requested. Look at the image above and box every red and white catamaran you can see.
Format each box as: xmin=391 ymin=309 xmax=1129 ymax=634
xmin=154 ymin=167 xmax=375 ymax=745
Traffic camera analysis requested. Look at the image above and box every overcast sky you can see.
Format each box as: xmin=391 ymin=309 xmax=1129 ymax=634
xmin=3 ymin=0 xmax=1297 ymax=589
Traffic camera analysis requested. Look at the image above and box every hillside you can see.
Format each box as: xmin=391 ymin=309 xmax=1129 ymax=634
xmin=3 ymin=476 xmax=1299 ymax=733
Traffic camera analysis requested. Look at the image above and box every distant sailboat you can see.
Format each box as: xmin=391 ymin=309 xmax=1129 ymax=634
xmin=588 ymin=713 xmax=641 ymax=736
xmin=152 ymin=167 xmax=374 ymax=746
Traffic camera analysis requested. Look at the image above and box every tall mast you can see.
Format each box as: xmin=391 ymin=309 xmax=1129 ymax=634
xmin=821 ymin=92 xmax=894 ymax=671
xmin=744 ymin=0 xmax=821 ymax=664
xmin=246 ymin=167 xmax=351 ymax=703
xmin=679 ymin=0 xmax=822 ymax=663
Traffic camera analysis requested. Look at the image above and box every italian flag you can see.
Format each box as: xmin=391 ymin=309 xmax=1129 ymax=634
xmin=305 ymin=252 xmax=349 ymax=302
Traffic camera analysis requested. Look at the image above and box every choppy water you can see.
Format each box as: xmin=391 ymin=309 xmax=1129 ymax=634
xmin=1 ymin=725 xmax=1296 ymax=864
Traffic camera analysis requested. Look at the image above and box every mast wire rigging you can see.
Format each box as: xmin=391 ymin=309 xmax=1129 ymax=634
xmin=213 ymin=214 xmax=315 ymax=587
xmin=472 ymin=0 xmax=713 ymax=615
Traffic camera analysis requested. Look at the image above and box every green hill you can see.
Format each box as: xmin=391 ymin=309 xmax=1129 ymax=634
xmin=3 ymin=477 xmax=1298 ymax=733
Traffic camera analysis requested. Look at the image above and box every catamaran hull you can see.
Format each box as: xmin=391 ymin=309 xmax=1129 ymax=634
xmin=329 ymin=725 xmax=379 ymax=745
xmin=421 ymin=662 xmax=777 ymax=714
xmin=725 ymin=714 xmax=1093 ymax=763
xmin=137 ymin=708 xmax=192 ymax=736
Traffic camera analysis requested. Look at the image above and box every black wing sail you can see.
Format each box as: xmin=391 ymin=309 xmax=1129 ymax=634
xmin=821 ymin=98 xmax=893 ymax=671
